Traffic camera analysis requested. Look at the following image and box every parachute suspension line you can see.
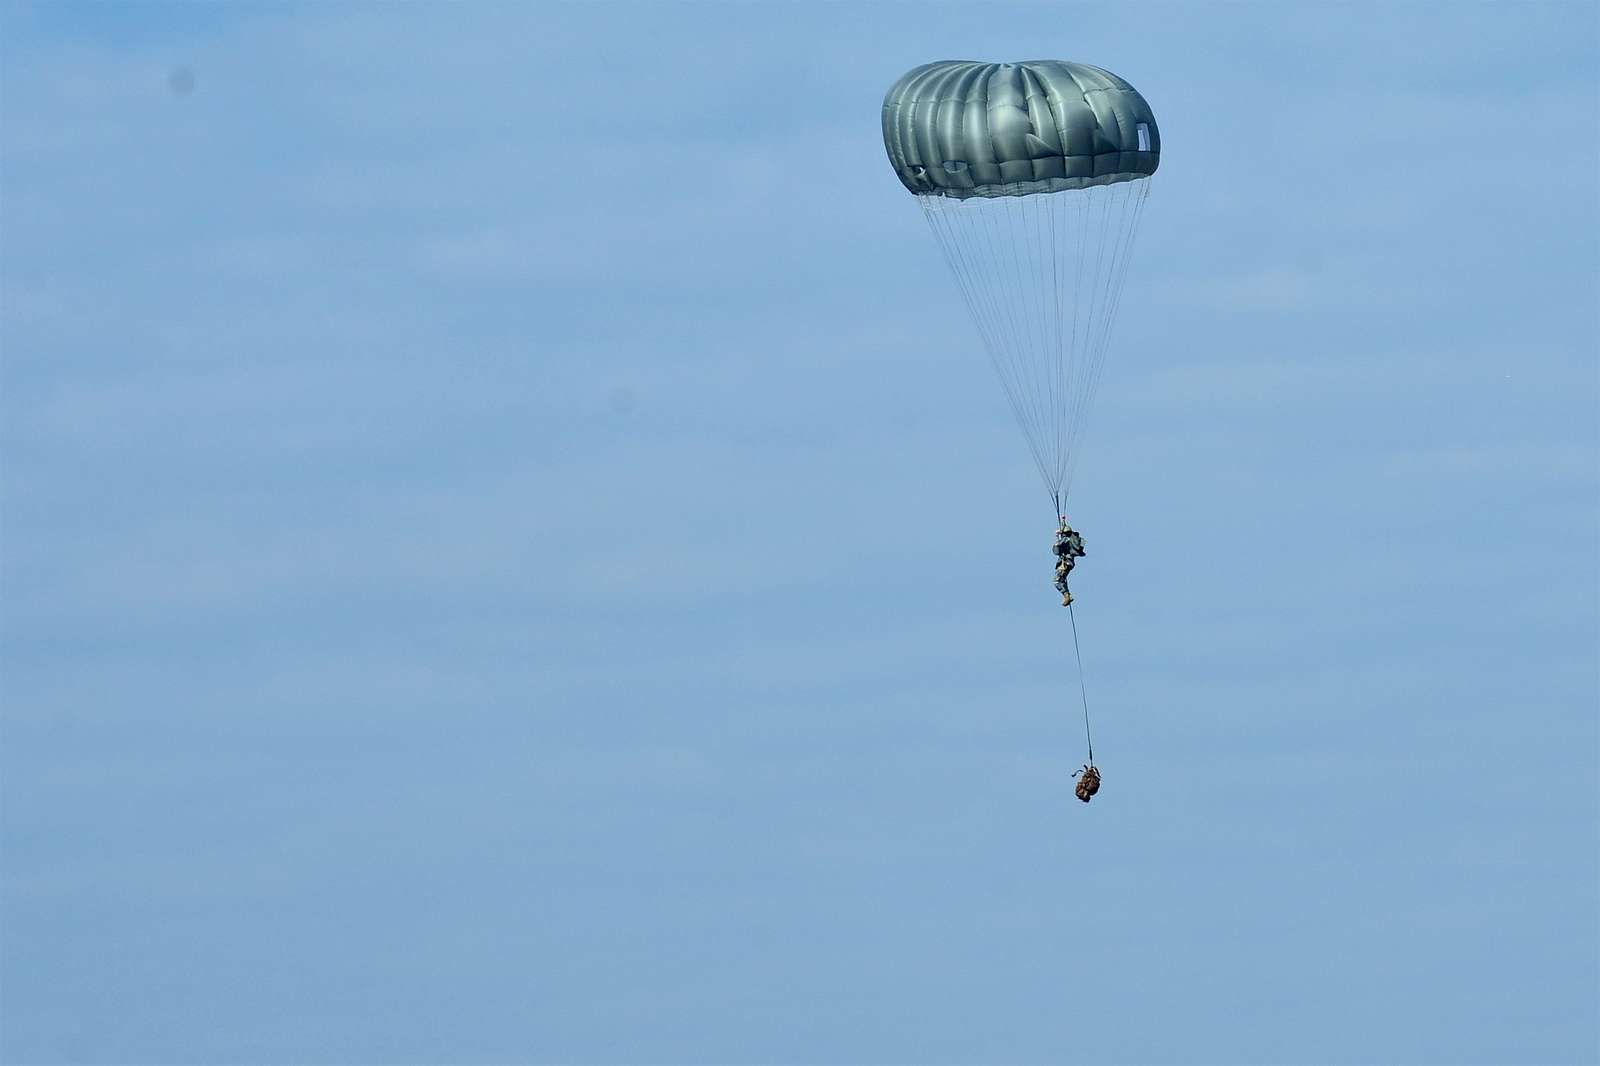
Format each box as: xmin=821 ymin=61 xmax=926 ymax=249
xmin=1068 ymin=602 xmax=1094 ymax=765
xmin=1061 ymin=182 xmax=1125 ymax=498
xmin=1033 ymin=195 xmax=1066 ymax=492
xmin=1037 ymin=194 xmax=1065 ymax=495
xmin=1093 ymin=185 xmax=1151 ymax=397
xmin=1010 ymin=200 xmax=1062 ymax=489
xmin=983 ymin=194 xmax=1053 ymax=475
xmin=1046 ymin=193 xmax=1065 ymax=491
xmin=931 ymin=194 xmax=1056 ymax=490
xmin=1025 ymin=194 xmax=1063 ymax=497
xmin=1062 ymin=189 xmax=1090 ymax=498
xmin=986 ymin=192 xmax=1055 ymax=492
xmin=1063 ymin=180 xmax=1151 ymax=497
xmin=1054 ymin=180 xmax=1148 ymax=502
xmin=1063 ymin=185 xmax=1134 ymax=491
xmin=1010 ymin=192 xmax=1048 ymax=490
xmin=929 ymin=200 xmax=1056 ymax=490
xmin=927 ymin=198 xmax=1026 ymax=472
xmin=921 ymin=198 xmax=1054 ymax=490
xmin=918 ymin=178 xmax=1151 ymax=504
xmin=1038 ymin=192 xmax=1066 ymax=493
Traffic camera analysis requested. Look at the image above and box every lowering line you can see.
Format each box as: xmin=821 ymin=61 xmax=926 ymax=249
xmin=1068 ymin=602 xmax=1094 ymax=765
xmin=1052 ymin=493 xmax=1093 ymax=765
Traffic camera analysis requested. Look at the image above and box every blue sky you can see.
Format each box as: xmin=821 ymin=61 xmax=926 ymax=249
xmin=2 ymin=3 xmax=1596 ymax=1063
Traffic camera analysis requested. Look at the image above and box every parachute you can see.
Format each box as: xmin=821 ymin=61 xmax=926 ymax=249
xmin=883 ymin=59 xmax=1161 ymax=795
xmin=882 ymin=59 xmax=1159 ymax=508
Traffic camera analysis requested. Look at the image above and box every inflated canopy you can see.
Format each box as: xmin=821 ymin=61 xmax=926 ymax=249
xmin=882 ymin=60 xmax=1160 ymax=200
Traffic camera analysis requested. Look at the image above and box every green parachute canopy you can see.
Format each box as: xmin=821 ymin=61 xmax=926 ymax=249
xmin=883 ymin=60 xmax=1159 ymax=200
xmin=883 ymin=59 xmax=1160 ymax=500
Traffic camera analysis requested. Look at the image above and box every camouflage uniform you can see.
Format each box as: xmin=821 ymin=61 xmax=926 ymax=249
xmin=1052 ymin=522 xmax=1086 ymax=606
